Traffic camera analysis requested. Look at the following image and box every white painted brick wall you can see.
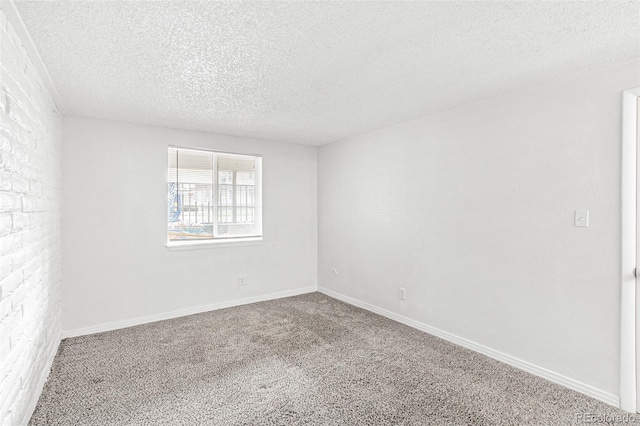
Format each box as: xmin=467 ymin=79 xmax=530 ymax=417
xmin=0 ymin=8 xmax=62 ymax=426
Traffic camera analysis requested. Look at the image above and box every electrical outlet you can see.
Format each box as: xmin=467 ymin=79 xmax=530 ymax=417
xmin=239 ymin=276 xmax=247 ymax=286
xmin=398 ymin=287 xmax=406 ymax=301
xmin=574 ymin=210 xmax=589 ymax=227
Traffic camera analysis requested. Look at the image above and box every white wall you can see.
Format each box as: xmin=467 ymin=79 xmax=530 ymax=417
xmin=0 ymin=7 xmax=63 ymax=425
xmin=62 ymin=117 xmax=317 ymax=334
xmin=318 ymin=60 xmax=640 ymax=403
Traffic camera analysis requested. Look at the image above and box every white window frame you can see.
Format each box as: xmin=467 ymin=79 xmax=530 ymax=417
xmin=166 ymin=145 xmax=263 ymax=250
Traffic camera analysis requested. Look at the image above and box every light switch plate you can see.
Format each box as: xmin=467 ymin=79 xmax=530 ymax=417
xmin=574 ymin=210 xmax=589 ymax=227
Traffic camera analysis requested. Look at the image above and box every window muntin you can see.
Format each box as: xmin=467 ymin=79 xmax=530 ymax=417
xmin=167 ymin=147 xmax=261 ymax=242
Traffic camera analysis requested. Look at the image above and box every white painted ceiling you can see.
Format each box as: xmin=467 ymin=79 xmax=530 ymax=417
xmin=15 ymin=1 xmax=640 ymax=145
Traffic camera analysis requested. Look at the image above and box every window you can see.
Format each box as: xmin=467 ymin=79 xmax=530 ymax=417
xmin=167 ymin=147 xmax=262 ymax=243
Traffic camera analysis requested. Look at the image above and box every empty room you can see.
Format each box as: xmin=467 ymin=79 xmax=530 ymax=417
xmin=1 ymin=0 xmax=640 ymax=424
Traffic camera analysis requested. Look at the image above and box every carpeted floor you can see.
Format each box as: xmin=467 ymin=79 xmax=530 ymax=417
xmin=30 ymin=293 xmax=632 ymax=425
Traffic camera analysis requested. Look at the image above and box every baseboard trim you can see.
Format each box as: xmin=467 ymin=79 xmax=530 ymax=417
xmin=318 ymin=286 xmax=620 ymax=408
xmin=62 ymin=286 xmax=317 ymax=338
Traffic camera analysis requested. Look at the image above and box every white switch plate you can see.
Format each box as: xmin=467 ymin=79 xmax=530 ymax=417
xmin=574 ymin=210 xmax=589 ymax=227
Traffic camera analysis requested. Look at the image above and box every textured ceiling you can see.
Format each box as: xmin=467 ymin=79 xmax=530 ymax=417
xmin=14 ymin=1 xmax=640 ymax=145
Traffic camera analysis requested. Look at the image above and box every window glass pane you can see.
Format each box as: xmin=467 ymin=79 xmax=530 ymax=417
xmin=236 ymin=171 xmax=255 ymax=185
xmin=168 ymin=148 xmax=261 ymax=241
xmin=216 ymin=154 xmax=258 ymax=237
xmin=168 ymin=148 xmax=214 ymax=240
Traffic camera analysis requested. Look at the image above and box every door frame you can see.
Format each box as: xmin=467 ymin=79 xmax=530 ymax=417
xmin=621 ymin=87 xmax=639 ymax=412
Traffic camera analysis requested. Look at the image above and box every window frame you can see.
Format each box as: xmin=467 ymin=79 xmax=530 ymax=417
xmin=165 ymin=145 xmax=263 ymax=250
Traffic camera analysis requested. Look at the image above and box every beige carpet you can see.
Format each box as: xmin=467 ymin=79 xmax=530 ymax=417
xmin=30 ymin=293 xmax=631 ymax=425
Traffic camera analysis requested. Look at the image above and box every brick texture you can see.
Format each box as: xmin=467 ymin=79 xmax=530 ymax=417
xmin=0 ymin=8 xmax=62 ymax=426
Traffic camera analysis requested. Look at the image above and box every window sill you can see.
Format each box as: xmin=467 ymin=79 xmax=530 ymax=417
xmin=166 ymin=237 xmax=263 ymax=251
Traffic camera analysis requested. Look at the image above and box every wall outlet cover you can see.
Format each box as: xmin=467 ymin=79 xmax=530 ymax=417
xmin=574 ymin=210 xmax=589 ymax=227
xmin=398 ymin=287 xmax=406 ymax=301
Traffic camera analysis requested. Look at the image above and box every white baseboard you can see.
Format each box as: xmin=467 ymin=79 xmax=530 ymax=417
xmin=62 ymin=286 xmax=317 ymax=338
xmin=318 ymin=286 xmax=620 ymax=408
